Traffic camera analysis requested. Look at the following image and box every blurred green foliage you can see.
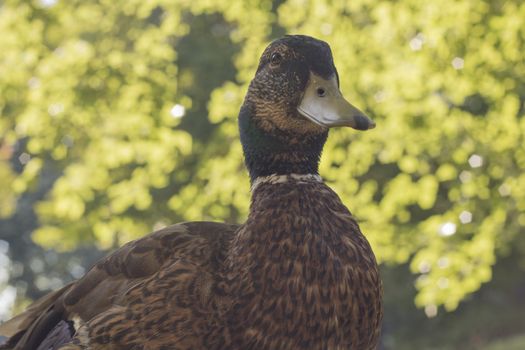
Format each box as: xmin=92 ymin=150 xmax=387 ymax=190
xmin=0 ymin=0 xmax=524 ymax=322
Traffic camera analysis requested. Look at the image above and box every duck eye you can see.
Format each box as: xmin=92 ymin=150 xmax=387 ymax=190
xmin=316 ymin=87 xmax=326 ymax=97
xmin=270 ymin=52 xmax=282 ymax=65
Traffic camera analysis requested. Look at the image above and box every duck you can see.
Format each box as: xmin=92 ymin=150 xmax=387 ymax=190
xmin=0 ymin=34 xmax=382 ymax=350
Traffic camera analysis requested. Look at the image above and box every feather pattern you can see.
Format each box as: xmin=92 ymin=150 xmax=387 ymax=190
xmin=224 ymin=177 xmax=382 ymax=349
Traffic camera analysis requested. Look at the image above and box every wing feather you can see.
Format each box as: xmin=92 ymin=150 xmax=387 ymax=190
xmin=0 ymin=221 xmax=237 ymax=350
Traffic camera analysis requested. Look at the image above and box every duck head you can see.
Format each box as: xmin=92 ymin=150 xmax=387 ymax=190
xmin=239 ymin=35 xmax=375 ymax=182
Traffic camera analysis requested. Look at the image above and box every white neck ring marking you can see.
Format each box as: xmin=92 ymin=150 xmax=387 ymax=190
xmin=251 ymin=173 xmax=323 ymax=192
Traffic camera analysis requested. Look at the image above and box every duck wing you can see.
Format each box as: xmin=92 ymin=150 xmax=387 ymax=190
xmin=0 ymin=221 xmax=238 ymax=350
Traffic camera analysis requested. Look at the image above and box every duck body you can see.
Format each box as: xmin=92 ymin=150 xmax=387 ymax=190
xmin=0 ymin=35 xmax=382 ymax=349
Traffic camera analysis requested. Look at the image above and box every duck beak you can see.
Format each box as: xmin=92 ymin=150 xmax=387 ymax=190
xmin=297 ymin=72 xmax=375 ymax=130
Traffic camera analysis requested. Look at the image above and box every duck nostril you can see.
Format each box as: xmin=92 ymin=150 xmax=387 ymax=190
xmin=316 ymin=87 xmax=326 ymax=97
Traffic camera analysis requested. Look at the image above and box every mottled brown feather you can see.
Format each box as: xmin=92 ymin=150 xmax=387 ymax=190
xmin=0 ymin=222 xmax=238 ymax=350
xmin=223 ymin=179 xmax=382 ymax=349
xmin=1 ymin=180 xmax=382 ymax=350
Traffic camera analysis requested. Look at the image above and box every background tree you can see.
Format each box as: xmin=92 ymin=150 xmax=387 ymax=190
xmin=0 ymin=0 xmax=524 ymax=348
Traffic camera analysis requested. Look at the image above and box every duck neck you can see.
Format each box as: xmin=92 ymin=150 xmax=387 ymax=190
xmin=238 ymin=104 xmax=328 ymax=183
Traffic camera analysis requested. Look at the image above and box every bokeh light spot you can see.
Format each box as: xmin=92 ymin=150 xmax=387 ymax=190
xmin=170 ymin=104 xmax=186 ymax=118
xmin=439 ymin=222 xmax=457 ymax=237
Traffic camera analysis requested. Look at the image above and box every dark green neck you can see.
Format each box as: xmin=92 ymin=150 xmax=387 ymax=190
xmin=238 ymin=104 xmax=328 ymax=183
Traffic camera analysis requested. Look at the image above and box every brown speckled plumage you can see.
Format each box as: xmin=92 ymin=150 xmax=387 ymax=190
xmin=0 ymin=35 xmax=382 ymax=350
xmin=225 ymin=177 xmax=382 ymax=349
